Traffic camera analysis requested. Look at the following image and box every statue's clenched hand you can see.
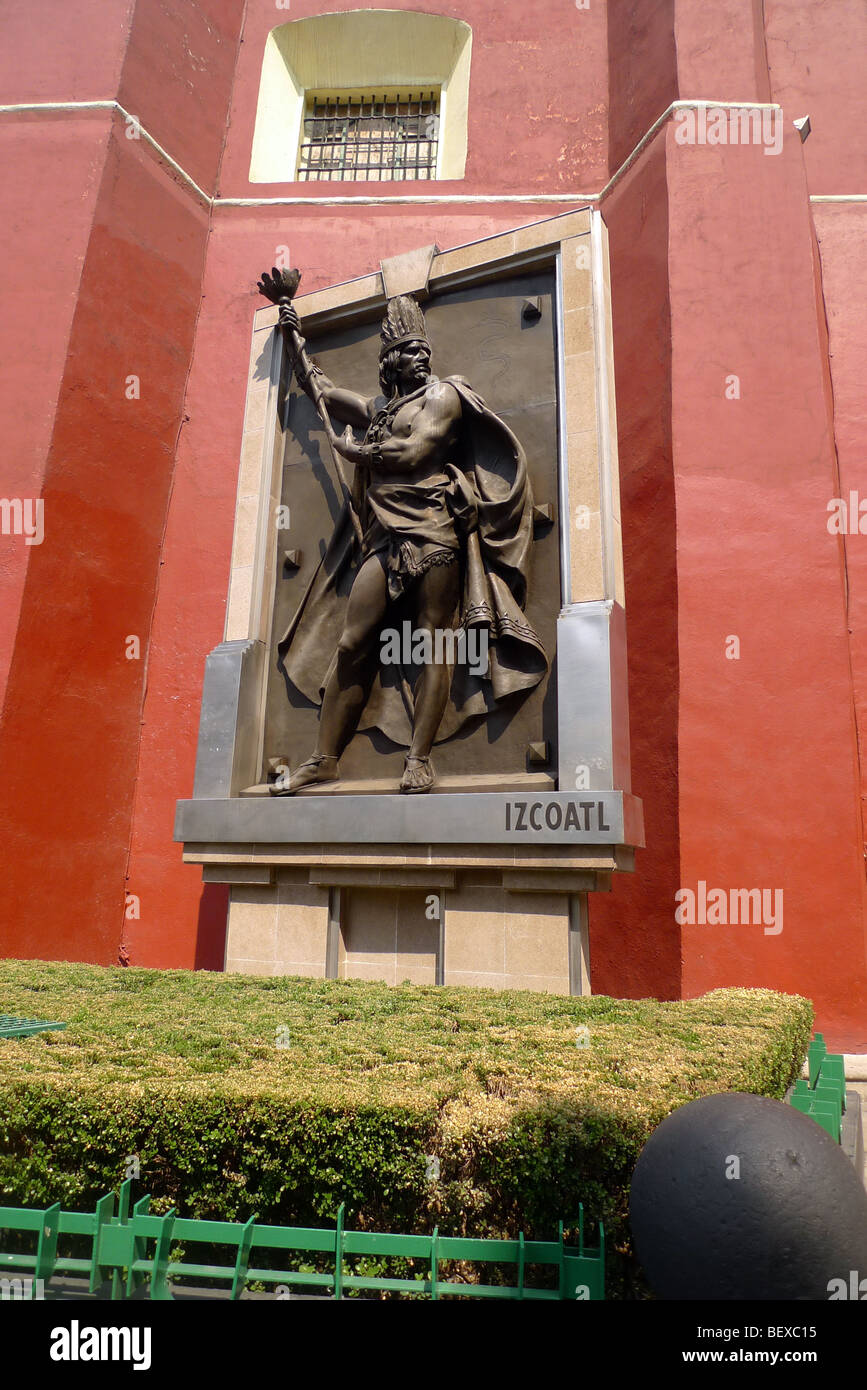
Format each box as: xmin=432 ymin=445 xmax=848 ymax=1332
xmin=334 ymin=426 xmax=369 ymax=464
xmin=278 ymin=303 xmax=301 ymax=336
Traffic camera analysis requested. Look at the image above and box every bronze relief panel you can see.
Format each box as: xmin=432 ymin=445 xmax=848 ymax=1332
xmin=262 ymin=268 xmax=561 ymax=791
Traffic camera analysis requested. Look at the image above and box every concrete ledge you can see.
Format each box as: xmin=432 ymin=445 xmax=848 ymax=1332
xmin=181 ymin=842 xmax=629 ymax=871
xmin=175 ymin=790 xmax=644 ymax=848
xmin=308 ymin=867 xmax=455 ymax=889
xmin=502 ymin=869 xmax=607 ymax=893
xmin=202 ymin=864 xmax=274 ymax=885
xmin=800 ymin=1055 xmax=867 ymax=1081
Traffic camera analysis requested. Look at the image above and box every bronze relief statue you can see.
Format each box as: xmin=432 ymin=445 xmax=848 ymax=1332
xmin=258 ymin=268 xmax=548 ymax=795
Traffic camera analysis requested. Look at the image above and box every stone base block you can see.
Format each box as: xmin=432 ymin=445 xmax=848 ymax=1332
xmin=223 ymin=874 xmax=584 ymax=994
xmin=225 ymin=880 xmax=330 ymax=977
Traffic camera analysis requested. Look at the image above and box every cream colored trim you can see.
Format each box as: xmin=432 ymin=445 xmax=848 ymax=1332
xmin=0 ymin=100 xmax=212 ymax=205
xmin=557 ymin=235 xmax=600 ymax=604
xmin=590 ymin=209 xmax=624 ymax=606
xmin=224 ymin=324 xmax=285 ymax=645
xmin=248 ymin=209 xmax=592 ymax=329
xmin=595 ymin=99 xmax=783 ymax=202
xmin=380 ymin=242 xmax=439 ymax=297
xmin=185 ymin=843 xmax=623 ymax=870
xmin=218 ymin=192 xmax=598 ymax=205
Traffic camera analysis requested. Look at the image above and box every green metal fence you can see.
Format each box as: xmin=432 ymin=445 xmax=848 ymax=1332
xmin=789 ymin=1032 xmax=847 ymax=1142
xmin=0 ymin=1179 xmax=604 ymax=1301
xmin=0 ymin=1014 xmax=66 ymax=1039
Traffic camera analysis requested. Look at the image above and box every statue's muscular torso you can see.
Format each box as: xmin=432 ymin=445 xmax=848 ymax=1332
xmin=362 ymin=379 xmax=464 ymax=487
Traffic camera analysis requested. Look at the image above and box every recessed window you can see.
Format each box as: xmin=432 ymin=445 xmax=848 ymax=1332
xmin=249 ymin=12 xmax=471 ymax=185
xmin=298 ymin=90 xmax=440 ymax=182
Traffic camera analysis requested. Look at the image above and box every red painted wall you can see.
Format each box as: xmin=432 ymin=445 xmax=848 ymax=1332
xmin=2 ymin=1 xmax=866 ymax=1045
xmin=0 ymin=0 xmax=132 ymax=101
xmin=674 ymin=0 xmax=770 ymax=102
xmin=765 ymin=0 xmax=867 ymax=195
xmin=0 ymin=0 xmax=242 ymax=962
xmin=665 ymin=124 xmax=867 ymax=1049
xmin=591 ymin=140 xmax=682 ymax=1002
xmin=606 ymin=0 xmax=676 ymax=174
xmin=0 ymin=0 xmax=135 ymax=720
xmin=0 ymin=113 xmax=108 ymax=706
xmin=0 ymin=128 xmax=211 ymax=962
xmin=813 ymin=204 xmax=867 ymax=858
xmin=118 ymin=0 xmax=241 ymax=193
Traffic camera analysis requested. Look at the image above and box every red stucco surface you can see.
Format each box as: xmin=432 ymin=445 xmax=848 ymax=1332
xmin=0 ymin=113 xmax=108 ymax=704
xmin=765 ymin=0 xmax=867 ymax=195
xmin=813 ymin=202 xmax=867 ymax=862
xmin=589 ymin=137 xmax=682 ymax=1002
xmin=1 ymin=0 xmax=866 ymax=1045
xmin=666 ymin=126 xmax=867 ymax=1047
xmin=0 ymin=130 xmax=211 ymax=962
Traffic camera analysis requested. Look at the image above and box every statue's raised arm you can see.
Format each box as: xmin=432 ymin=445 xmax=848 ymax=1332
xmin=276 ymin=302 xmax=373 ymax=430
xmin=257 ymin=266 xmax=364 ymax=543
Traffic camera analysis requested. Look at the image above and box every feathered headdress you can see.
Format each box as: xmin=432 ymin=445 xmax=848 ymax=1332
xmin=379 ymin=295 xmax=430 ymax=359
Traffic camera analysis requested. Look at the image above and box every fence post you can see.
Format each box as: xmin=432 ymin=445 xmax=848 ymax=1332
xmin=149 ymin=1209 xmax=177 ymax=1300
xmin=430 ymin=1227 xmax=439 ymax=1301
xmin=33 ymin=1202 xmax=60 ymax=1291
xmin=334 ymin=1205 xmax=345 ymax=1300
xmin=231 ymin=1214 xmax=258 ymax=1301
xmin=89 ymin=1192 xmax=116 ymax=1293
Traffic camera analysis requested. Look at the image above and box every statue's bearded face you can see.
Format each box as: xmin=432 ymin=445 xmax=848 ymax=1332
xmin=395 ymin=340 xmax=432 ymax=392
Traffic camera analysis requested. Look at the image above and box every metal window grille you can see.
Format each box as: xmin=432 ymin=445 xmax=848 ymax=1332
xmin=298 ymin=91 xmax=440 ymax=182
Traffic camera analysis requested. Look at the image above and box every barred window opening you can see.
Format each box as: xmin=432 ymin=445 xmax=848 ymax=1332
xmin=298 ymin=91 xmax=441 ymax=182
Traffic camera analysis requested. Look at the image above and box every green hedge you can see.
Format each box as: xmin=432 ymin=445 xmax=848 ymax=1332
xmin=0 ymin=960 xmax=812 ymax=1296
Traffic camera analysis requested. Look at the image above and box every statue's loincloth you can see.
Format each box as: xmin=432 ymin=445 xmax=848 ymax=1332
xmin=362 ymin=474 xmax=460 ymax=602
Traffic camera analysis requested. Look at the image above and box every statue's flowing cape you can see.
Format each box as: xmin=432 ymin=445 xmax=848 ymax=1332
xmin=277 ymin=376 xmax=548 ymax=746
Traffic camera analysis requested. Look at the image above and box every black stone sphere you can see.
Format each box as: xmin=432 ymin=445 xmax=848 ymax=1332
xmin=629 ymin=1092 xmax=867 ymax=1300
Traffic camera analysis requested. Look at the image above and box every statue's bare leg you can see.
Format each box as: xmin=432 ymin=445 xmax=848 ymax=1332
xmin=318 ymin=554 xmax=389 ymax=757
xmin=401 ymin=559 xmax=460 ymax=793
xmin=271 ymin=555 xmax=388 ymax=794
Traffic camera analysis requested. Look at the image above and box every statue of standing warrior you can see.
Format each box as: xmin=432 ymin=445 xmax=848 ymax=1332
xmin=261 ymin=276 xmax=548 ymax=795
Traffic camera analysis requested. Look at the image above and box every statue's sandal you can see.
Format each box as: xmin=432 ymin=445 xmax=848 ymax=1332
xmin=269 ymin=754 xmax=339 ymax=796
xmin=399 ymin=755 xmax=435 ymax=794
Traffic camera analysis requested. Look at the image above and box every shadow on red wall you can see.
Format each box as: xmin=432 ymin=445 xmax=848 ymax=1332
xmin=194 ymin=883 xmax=229 ymax=971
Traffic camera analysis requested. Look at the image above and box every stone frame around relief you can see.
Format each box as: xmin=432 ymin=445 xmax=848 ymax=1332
xmin=178 ymin=208 xmax=640 ymax=831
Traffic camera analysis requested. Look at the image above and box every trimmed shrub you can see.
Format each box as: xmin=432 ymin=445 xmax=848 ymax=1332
xmin=0 ymin=960 xmax=812 ymax=1296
